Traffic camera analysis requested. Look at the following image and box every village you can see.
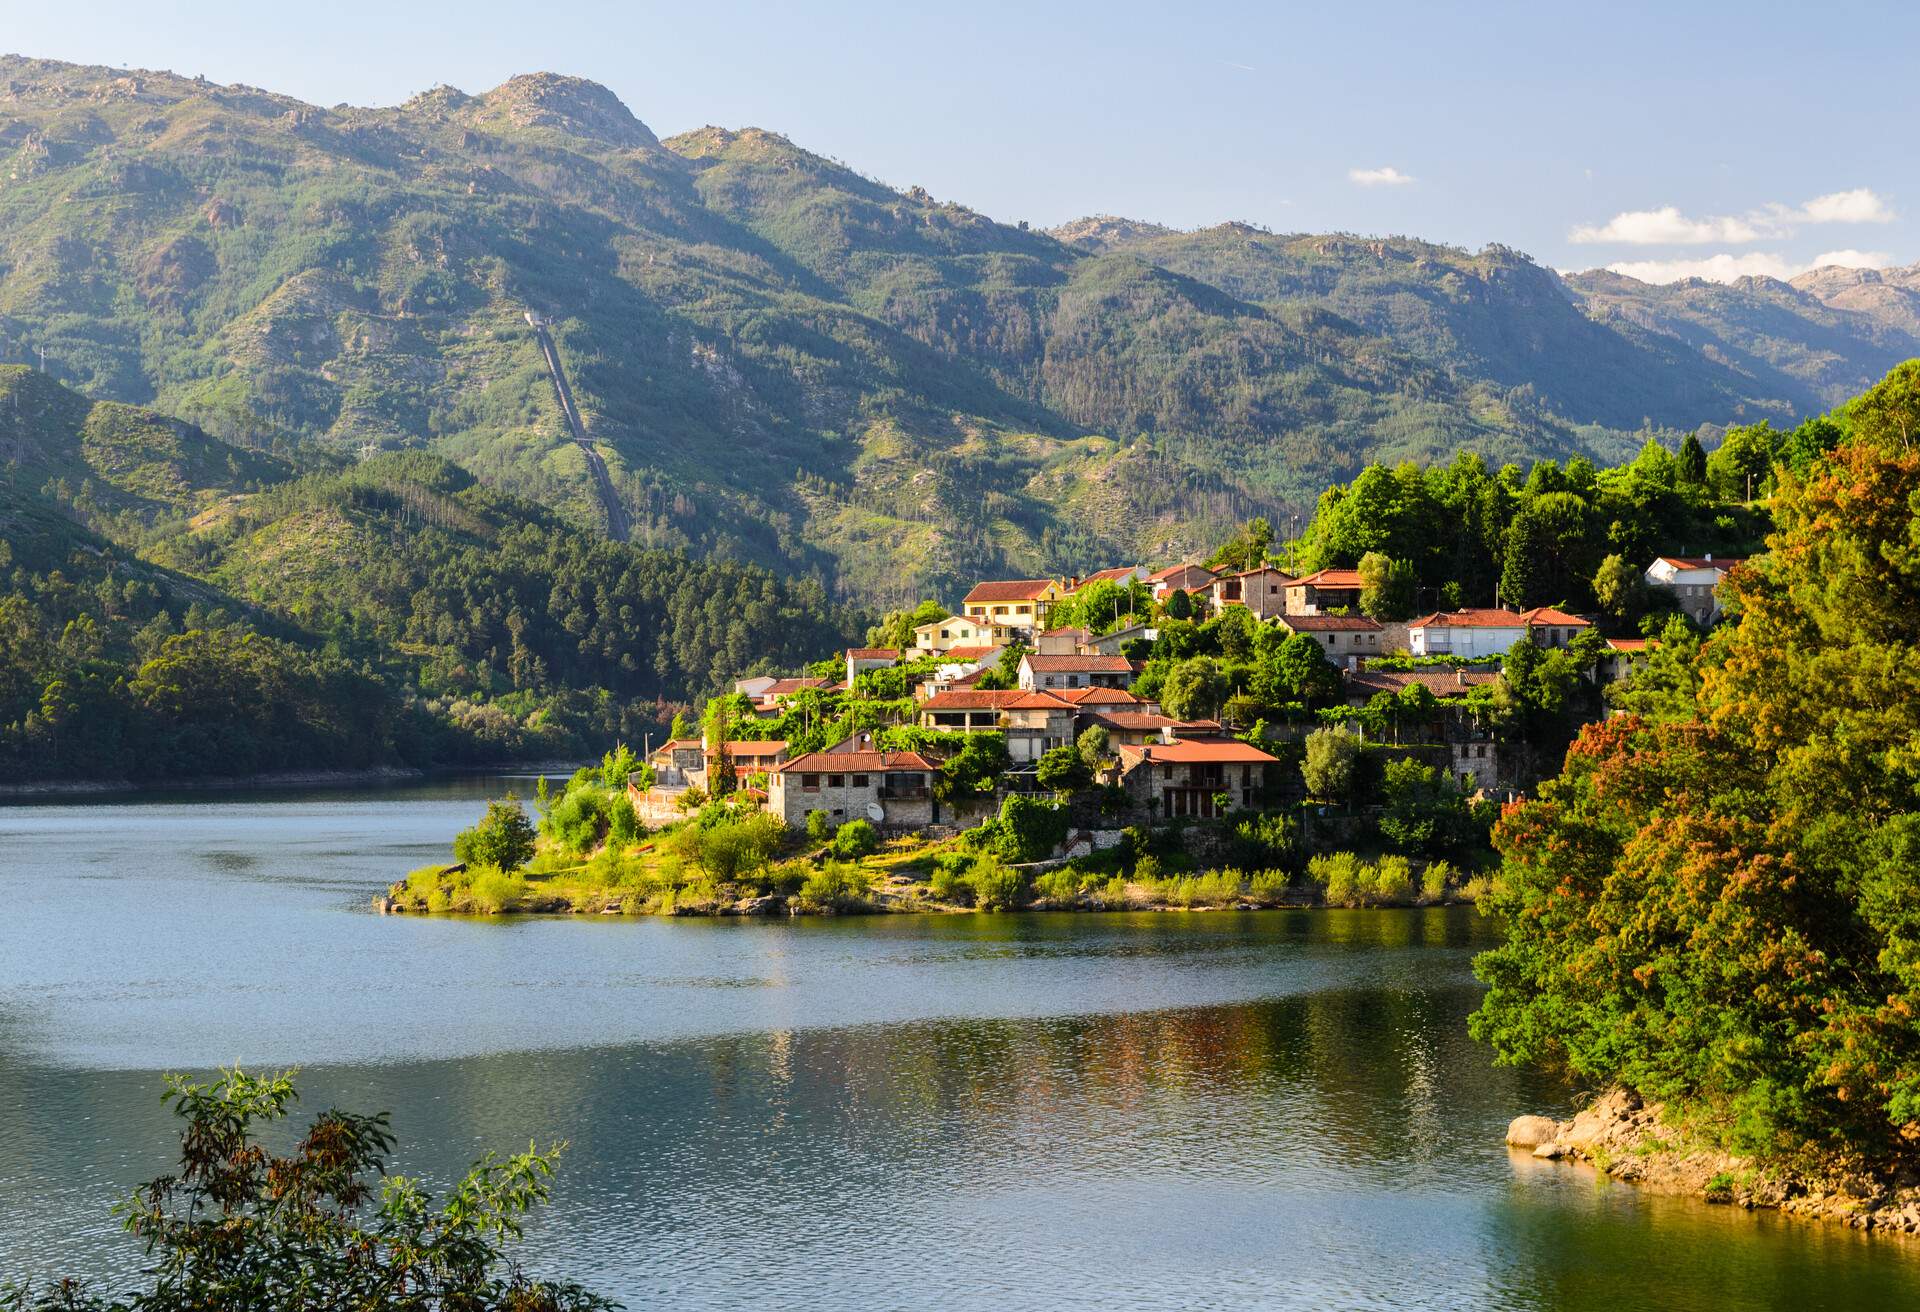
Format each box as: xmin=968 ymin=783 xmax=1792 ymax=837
xmin=622 ymin=551 xmax=1740 ymax=843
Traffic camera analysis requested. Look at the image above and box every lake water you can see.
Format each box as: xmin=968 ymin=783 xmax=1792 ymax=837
xmin=2 ymin=776 xmax=1918 ymax=1310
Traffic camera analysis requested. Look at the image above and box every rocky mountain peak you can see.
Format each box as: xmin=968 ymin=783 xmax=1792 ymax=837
xmin=469 ymin=72 xmax=658 ymax=148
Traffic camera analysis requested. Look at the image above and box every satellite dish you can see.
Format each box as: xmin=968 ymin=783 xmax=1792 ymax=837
xmin=866 ymin=802 xmax=885 ymax=824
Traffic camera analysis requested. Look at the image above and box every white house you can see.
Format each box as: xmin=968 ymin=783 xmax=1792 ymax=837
xmin=1407 ymin=607 xmax=1591 ymax=658
xmin=1644 ymin=556 xmax=1745 ymax=626
xmin=1017 ymin=653 xmax=1134 ymax=691
xmin=912 ymin=614 xmax=1001 ymax=653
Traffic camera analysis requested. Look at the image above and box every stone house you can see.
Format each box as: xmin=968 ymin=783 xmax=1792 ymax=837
xmin=1283 ymin=568 xmax=1365 ymax=615
xmin=767 ymin=747 xmax=939 ymax=830
xmin=1083 ymin=623 xmax=1157 ymax=656
xmin=1115 ymin=739 xmax=1279 ymax=818
xmin=918 ymin=688 xmax=1026 ymax=733
xmin=1275 ymin=613 xmax=1384 ymax=666
xmin=1342 ymin=667 xmax=1500 ymax=790
xmin=1210 ymin=566 xmax=1296 ymax=620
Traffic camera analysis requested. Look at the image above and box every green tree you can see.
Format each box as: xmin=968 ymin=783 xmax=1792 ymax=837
xmin=1378 ymin=756 xmax=1478 ymax=856
xmin=1160 ymin=656 xmax=1229 ymax=721
xmin=832 ymin=817 xmax=879 ymax=858
xmin=1358 ymin=551 xmax=1416 ymax=621
xmin=0 ymin=1068 xmax=612 ymax=1311
xmin=1036 ymin=744 xmax=1093 ymax=794
xmin=1591 ymin=552 xmax=1643 ymax=621
xmin=1271 ymin=632 xmax=1340 ymax=704
xmin=1708 ymin=421 xmax=1779 ymax=502
xmin=1678 ymin=432 xmax=1708 ymax=484
xmin=1301 ymin=728 xmax=1360 ymax=803
xmin=1077 ymin=723 xmax=1113 ymax=773
xmin=453 ymin=797 xmax=537 ymax=872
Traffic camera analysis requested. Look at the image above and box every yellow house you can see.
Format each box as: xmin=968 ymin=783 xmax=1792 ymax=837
xmin=912 ymin=614 xmax=1001 ymax=652
xmin=961 ymin=578 xmax=1066 ymax=632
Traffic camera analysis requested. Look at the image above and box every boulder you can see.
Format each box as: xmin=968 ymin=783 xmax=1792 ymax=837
xmin=1506 ymin=1115 xmax=1562 ymax=1149
xmin=1533 ymin=1142 xmax=1569 ymax=1160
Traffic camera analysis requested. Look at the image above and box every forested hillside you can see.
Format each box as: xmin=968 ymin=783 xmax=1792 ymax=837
xmin=0 ymin=372 xmax=862 ymax=781
xmin=1 ymin=56 xmax=1910 ymax=599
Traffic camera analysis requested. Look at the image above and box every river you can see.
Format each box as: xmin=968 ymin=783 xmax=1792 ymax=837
xmin=2 ymin=776 xmax=1916 ymax=1310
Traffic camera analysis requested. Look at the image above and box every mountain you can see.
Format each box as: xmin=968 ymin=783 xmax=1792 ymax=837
xmin=1560 ymin=269 xmax=1920 ymax=415
xmin=0 ymin=55 xmax=1911 ymax=600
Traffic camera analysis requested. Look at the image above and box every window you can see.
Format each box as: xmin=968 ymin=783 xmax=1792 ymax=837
xmin=852 ymin=774 xmax=869 ymax=787
xmin=828 ymin=774 xmax=845 ymax=788
xmin=1325 ymin=635 xmax=1335 ymax=646
xmin=802 ymin=774 xmax=820 ymax=790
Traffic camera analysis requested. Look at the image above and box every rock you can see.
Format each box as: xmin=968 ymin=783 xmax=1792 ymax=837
xmin=1533 ymin=1142 xmax=1569 ymax=1160
xmin=726 ymin=894 xmax=783 ymax=916
xmin=1506 ymin=1115 xmax=1561 ymax=1149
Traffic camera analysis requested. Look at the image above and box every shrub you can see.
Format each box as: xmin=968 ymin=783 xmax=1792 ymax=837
xmin=1134 ymin=853 xmax=1164 ymax=882
xmin=806 ymin=809 xmax=833 ymax=845
xmin=995 ymin=794 xmax=1070 ymax=863
xmin=832 ymin=817 xmax=878 ymax=858
xmin=1309 ymin=851 xmax=1364 ymax=907
xmin=1461 ymin=874 xmax=1492 ymax=903
xmin=544 ymin=786 xmax=616 ymax=855
xmin=1033 ymin=867 xmax=1085 ymax=902
xmin=1249 ymin=868 xmax=1290 ymax=902
xmin=694 ymin=812 xmax=787 ymax=883
xmin=797 ymin=861 xmax=871 ymax=911
xmin=1097 ymin=875 xmax=1132 ymax=908
xmin=1421 ymin=860 xmax=1457 ymax=903
xmin=970 ymin=858 xmax=1027 ymax=910
xmin=1233 ymin=811 xmax=1299 ymax=870
xmin=1371 ymin=855 xmax=1414 ymax=904
xmin=467 ymin=866 xmax=527 ymax=914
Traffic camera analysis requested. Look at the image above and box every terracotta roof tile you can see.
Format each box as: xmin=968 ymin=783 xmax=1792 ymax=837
xmin=1281 ymin=614 xmax=1382 ymax=632
xmin=1118 ymin=739 xmax=1278 ymax=764
xmin=775 ymin=750 xmax=935 ymax=774
xmin=1022 ymin=653 xmax=1134 ymax=671
xmin=963 ymin=578 xmax=1055 ymax=603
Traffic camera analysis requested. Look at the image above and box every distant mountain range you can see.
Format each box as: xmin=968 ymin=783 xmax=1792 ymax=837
xmin=0 ymin=55 xmax=1914 ymax=600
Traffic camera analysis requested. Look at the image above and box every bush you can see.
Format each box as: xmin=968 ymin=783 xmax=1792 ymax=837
xmin=995 ymin=794 xmax=1070 ymax=863
xmin=452 ymin=797 xmax=537 ymax=872
xmin=1421 ymin=860 xmax=1457 ymax=903
xmin=797 ymin=861 xmax=871 ymax=911
xmin=1033 ymin=867 xmax=1085 ymax=902
xmin=832 ymin=817 xmax=878 ymax=858
xmin=970 ymin=858 xmax=1027 ymax=910
xmin=544 ymin=785 xmax=617 ymax=855
xmin=1462 ymin=874 xmax=1492 ymax=903
xmin=806 ymin=809 xmax=833 ymax=845
xmin=1308 ymin=852 xmax=1364 ymax=907
xmin=692 ymin=812 xmax=787 ymax=883
xmin=1371 ymin=855 xmax=1414 ymax=904
xmin=1233 ymin=811 xmax=1299 ymax=870
xmin=1249 ymin=868 xmax=1291 ymax=902
xmin=467 ymin=866 xmax=527 ymax=913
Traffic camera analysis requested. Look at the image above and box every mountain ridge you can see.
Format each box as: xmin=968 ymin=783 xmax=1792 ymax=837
xmin=0 ymin=55 xmax=1913 ymax=600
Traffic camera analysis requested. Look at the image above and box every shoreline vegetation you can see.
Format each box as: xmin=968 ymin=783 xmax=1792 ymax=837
xmin=384 ymin=753 xmax=1490 ymax=919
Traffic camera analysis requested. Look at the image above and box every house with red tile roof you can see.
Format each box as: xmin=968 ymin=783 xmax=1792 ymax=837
xmin=1645 ymin=555 xmax=1747 ymax=625
xmin=1061 ymin=565 xmax=1148 ymax=593
xmin=962 ymin=578 xmax=1066 ymax=632
xmin=768 ymin=743 xmax=939 ymax=829
xmin=1284 ymin=568 xmax=1366 ymax=615
xmin=1115 ymin=738 xmax=1278 ymax=818
xmin=1407 ymin=607 xmax=1590 ymax=659
xmin=845 ymin=647 xmax=900 ymax=686
xmin=1147 ymin=562 xmax=1218 ymax=600
xmin=1017 ymin=651 xmax=1135 ymax=691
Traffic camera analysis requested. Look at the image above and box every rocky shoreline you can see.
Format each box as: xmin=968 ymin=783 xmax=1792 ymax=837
xmin=1507 ymin=1089 xmax=1920 ymax=1234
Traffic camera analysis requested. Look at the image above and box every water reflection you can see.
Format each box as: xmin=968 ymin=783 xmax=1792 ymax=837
xmin=1 ymin=786 xmax=1917 ymax=1309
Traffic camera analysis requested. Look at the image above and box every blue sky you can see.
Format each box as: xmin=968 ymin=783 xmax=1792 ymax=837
xmin=7 ymin=0 xmax=1917 ymax=281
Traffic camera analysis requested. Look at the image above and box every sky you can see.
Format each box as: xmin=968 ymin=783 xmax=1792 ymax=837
xmin=5 ymin=0 xmax=1917 ymax=282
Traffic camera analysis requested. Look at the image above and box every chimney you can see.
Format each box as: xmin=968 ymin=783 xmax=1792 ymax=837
xmin=1456 ymin=667 xmax=1467 ymax=688
xmin=1705 ymin=552 xmax=1713 ymax=563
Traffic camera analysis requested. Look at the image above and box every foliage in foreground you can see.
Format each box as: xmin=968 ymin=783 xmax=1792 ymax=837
xmin=0 ymin=1068 xmax=613 ymax=1312
xmin=1472 ymin=361 xmax=1920 ymax=1166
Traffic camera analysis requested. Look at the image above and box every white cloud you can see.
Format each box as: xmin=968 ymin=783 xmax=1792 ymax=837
xmin=1349 ymin=166 xmax=1413 ymax=187
xmin=1571 ymin=188 xmax=1896 ymax=246
xmin=1801 ymin=188 xmax=1895 ymax=224
xmin=1602 ymin=249 xmax=1893 ymax=285
xmin=1572 ymin=206 xmax=1763 ymax=245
